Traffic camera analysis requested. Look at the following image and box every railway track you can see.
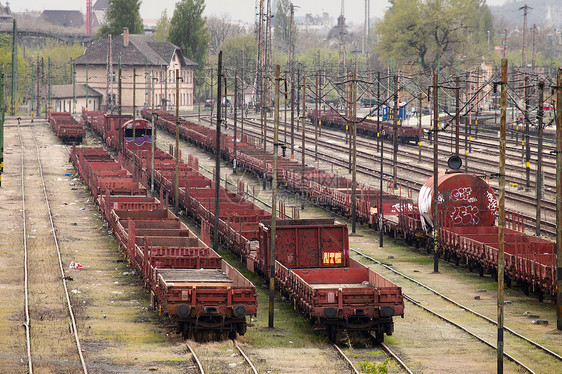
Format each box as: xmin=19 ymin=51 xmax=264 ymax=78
xmin=351 ymin=248 xmax=562 ymax=373
xmin=16 ymin=121 xmax=88 ymax=373
xmin=333 ymin=338 xmax=415 ymax=374
xmin=203 ymin=114 xmax=556 ymax=237
xmin=186 ymin=340 xmax=258 ymax=373
xmin=159 ymin=112 xmax=560 ymax=371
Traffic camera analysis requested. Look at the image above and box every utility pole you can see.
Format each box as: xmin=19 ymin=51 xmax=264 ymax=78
xmin=289 ymin=3 xmax=295 ymax=159
xmin=456 ymin=76 xmax=460 ymax=155
xmin=464 ymin=71 xmax=469 ymax=172
xmin=418 ymin=58 xmax=422 ymax=162
xmin=43 ymin=58 xmax=47 ymax=118
xmin=556 ymin=68 xmax=562 ymax=330
xmin=315 ymin=69 xmax=319 ymax=161
xmin=174 ymin=69 xmax=181 ymax=216
xmin=214 ymin=52 xmax=223 ymax=252
xmin=133 ymin=68 xmax=137 ymax=154
xmin=284 ymin=70 xmax=287 ymax=147
xmin=151 ymin=71 xmax=157 ymax=196
xmin=262 ymin=72 xmax=268 ymax=188
xmin=519 ymin=4 xmax=532 ymax=67
xmin=234 ymin=70 xmax=238 ymax=173
xmin=106 ymin=34 xmax=112 ymax=110
xmin=531 ymin=24 xmax=537 ymax=70
xmin=351 ymin=70 xmax=357 ymax=234
xmin=36 ymin=56 xmax=40 ymax=115
xmin=269 ymin=64 xmax=281 ymax=329
xmin=72 ymin=62 xmax=76 ymax=114
xmin=497 ymin=58 xmax=508 ymax=374
xmin=536 ymin=81 xmax=544 ymax=236
xmin=301 ymin=74 xmax=306 ymax=210
xmin=10 ymin=19 xmax=16 ymax=116
xmin=378 ymin=71 xmax=383 ymax=248
xmin=392 ymin=74 xmax=398 ymax=181
xmin=0 ymin=70 xmax=4 ymax=187
xmin=48 ymin=57 xmax=52 ymax=113
xmin=432 ymin=71 xmax=439 ymax=274
xmin=86 ymin=63 xmax=89 ymax=110
xmin=348 ymin=72 xmax=352 ymax=173
xmin=30 ymin=60 xmax=34 ymax=117
xmin=297 ymin=62 xmax=301 ymax=120
xmin=118 ymin=65 xmax=122 ymax=153
xmin=524 ymin=75 xmax=530 ymax=188
xmin=241 ymin=49 xmax=245 ymax=137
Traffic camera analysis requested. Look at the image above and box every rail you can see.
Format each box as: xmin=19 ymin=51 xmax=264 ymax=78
xmin=332 ymin=344 xmax=360 ymax=374
xmin=233 ymin=339 xmax=259 ymax=374
xmin=18 ymin=120 xmax=33 ymax=373
xmin=186 ymin=342 xmax=205 ymax=373
xmin=18 ymin=121 xmax=89 ymax=373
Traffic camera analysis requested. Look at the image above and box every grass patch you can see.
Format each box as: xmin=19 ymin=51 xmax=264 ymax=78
xmin=216 ymin=246 xmax=326 ymax=348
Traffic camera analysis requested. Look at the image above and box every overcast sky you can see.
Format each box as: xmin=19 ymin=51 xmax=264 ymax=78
xmin=10 ymin=0 xmax=509 ymax=25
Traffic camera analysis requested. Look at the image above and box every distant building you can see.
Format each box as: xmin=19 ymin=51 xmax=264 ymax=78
xmin=71 ymin=28 xmax=197 ymax=112
xmin=93 ymin=0 xmax=109 ymax=10
xmin=52 ymin=84 xmax=103 ymax=113
xmin=92 ymin=0 xmax=109 ymax=29
xmin=0 ymin=3 xmax=13 ymax=23
xmin=38 ymin=10 xmax=84 ymax=28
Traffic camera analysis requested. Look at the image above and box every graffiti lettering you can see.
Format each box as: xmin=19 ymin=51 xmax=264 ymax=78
xmin=487 ymin=191 xmax=498 ymax=216
xmin=448 ymin=205 xmax=480 ymax=225
xmin=450 ymin=187 xmax=477 ymax=203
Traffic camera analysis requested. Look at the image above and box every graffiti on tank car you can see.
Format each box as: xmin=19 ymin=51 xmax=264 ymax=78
xmin=449 ymin=205 xmax=480 ymax=225
xmin=487 ymin=191 xmax=498 ymax=216
xmin=437 ymin=192 xmax=444 ymax=204
xmin=450 ymin=187 xmax=477 ymax=203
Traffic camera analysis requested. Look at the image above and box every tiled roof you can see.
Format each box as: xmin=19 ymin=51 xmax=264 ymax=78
xmin=71 ymin=33 xmax=198 ymax=68
xmin=93 ymin=0 xmax=109 ymax=11
xmin=52 ymin=84 xmax=102 ymax=99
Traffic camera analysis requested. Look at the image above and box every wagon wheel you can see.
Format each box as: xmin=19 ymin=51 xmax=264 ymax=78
xmin=535 ymin=288 xmax=544 ymax=302
xmin=375 ymin=330 xmax=384 ymax=343
xmin=326 ymin=325 xmax=337 ymax=342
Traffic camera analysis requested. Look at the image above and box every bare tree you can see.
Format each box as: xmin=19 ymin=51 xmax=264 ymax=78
xmin=206 ymin=14 xmax=245 ymax=55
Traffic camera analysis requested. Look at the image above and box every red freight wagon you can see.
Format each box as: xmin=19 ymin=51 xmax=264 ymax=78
xmin=276 ymin=258 xmax=404 ymax=342
xmin=48 ymin=112 xmax=85 ymax=144
xmin=439 ymin=225 xmax=556 ymax=299
xmin=256 ymin=219 xmax=350 ymax=273
xmin=69 ymin=145 xmax=258 ymax=339
xmin=155 ymin=261 xmax=257 ymax=337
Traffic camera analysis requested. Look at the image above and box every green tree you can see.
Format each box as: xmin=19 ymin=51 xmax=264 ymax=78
xmin=376 ymin=0 xmax=492 ymax=71
xmin=154 ymin=9 xmax=170 ymax=42
xmin=220 ymin=34 xmax=257 ymax=72
xmin=273 ymin=0 xmax=295 ymax=52
xmin=169 ymin=0 xmax=210 ymax=68
xmin=97 ymin=0 xmax=143 ymax=40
